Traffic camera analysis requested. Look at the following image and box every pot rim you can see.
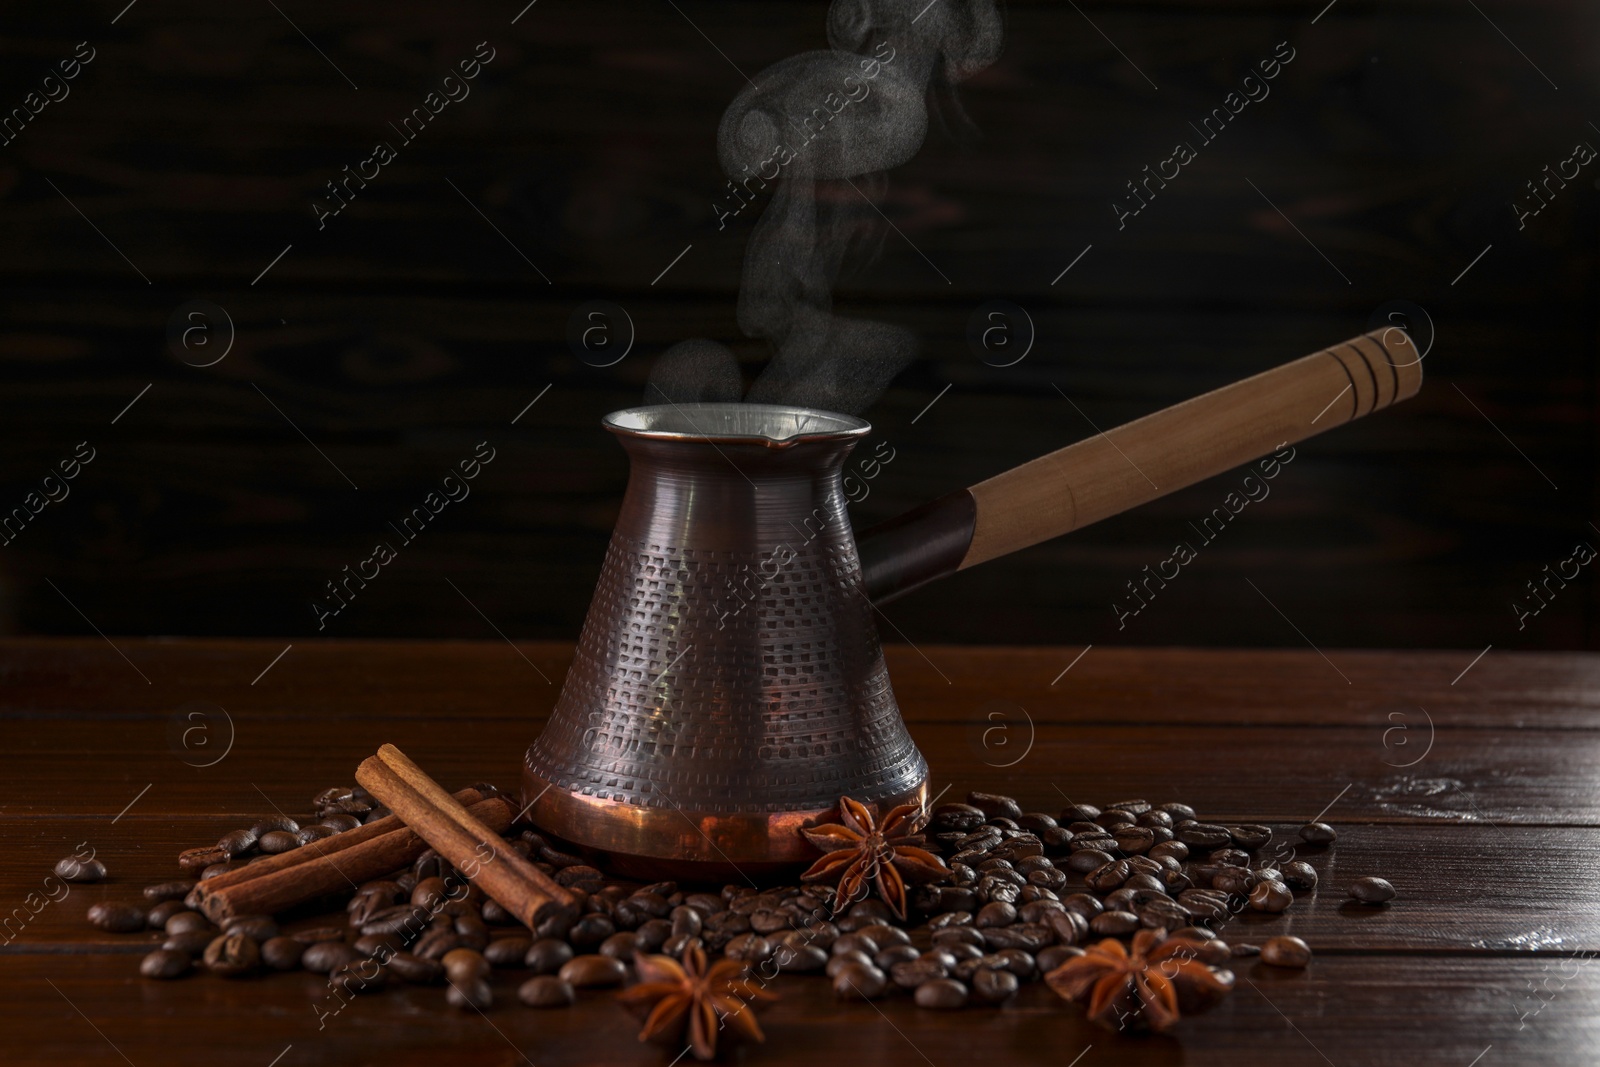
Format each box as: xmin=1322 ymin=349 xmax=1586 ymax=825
xmin=603 ymin=402 xmax=871 ymax=446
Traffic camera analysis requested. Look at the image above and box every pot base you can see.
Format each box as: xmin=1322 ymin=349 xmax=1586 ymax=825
xmin=519 ymin=767 xmax=928 ymax=881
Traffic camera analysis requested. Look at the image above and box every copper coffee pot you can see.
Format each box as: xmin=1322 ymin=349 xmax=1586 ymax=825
xmin=522 ymin=329 xmax=1423 ymax=876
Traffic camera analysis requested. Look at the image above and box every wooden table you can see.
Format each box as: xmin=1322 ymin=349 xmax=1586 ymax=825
xmin=4 ymin=638 xmax=1596 ymax=1066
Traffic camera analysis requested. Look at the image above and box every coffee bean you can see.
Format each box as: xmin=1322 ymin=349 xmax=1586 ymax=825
xmin=632 ymin=919 xmax=671 ymax=952
xmin=1037 ymin=944 xmax=1084 ymax=972
xmin=1085 ymin=859 xmax=1131 ymax=893
xmin=319 ymin=813 xmax=362 ymax=834
xmin=559 ymin=954 xmax=627 ymax=988
xmin=216 ymin=828 xmax=258 ymax=858
xmin=515 ymin=940 xmax=572 ymax=979
xmin=177 ymin=845 xmax=228 ymax=872
xmin=303 ymin=940 xmax=362 ymax=974
xmin=1096 ymin=809 xmax=1137 ymax=830
xmin=145 ymin=900 xmax=187 ymax=929
xmin=1042 ymin=908 xmax=1087 ymax=946
xmin=967 ymin=792 xmax=1024 ymax=820
xmin=586 ymin=932 xmax=630 ymax=961
xmin=1016 ymin=812 xmax=1059 ymax=833
xmin=143 ymin=881 xmax=197 ymax=904
xmin=1177 ymin=822 xmax=1231 ymax=849
xmin=1160 ymin=867 xmax=1193 ymax=894
xmin=931 ymin=926 xmax=986 ymax=949
xmin=1089 ymin=910 xmax=1140 ymax=936
xmin=257 ymin=830 xmax=301 ymax=854
xmin=409 ymin=876 xmax=451 ymax=911
xmin=354 ymin=880 xmax=405 ymax=905
xmin=1105 ymin=798 xmax=1151 ymax=815
xmin=331 ymin=959 xmax=388 ymax=995
xmin=1249 ymin=881 xmax=1293 ymax=913
xmin=971 ymin=966 xmax=1019 ymax=1004
xmin=162 ymin=930 xmax=213 ymax=954
xmin=224 ymin=915 xmax=279 ymax=941
xmin=1298 ymin=822 xmax=1337 ymax=845
xmin=718 ymin=933 xmax=769 ymax=963
xmin=931 ymin=803 xmax=988 ymax=833
xmin=518 ymin=975 xmax=576 ymax=1008
xmin=1177 ymin=889 xmax=1231 ymax=923
xmin=972 ymin=951 xmax=1017 ymax=977
xmin=560 ymin=913 xmax=607 ymax=950
xmin=1212 ymin=868 xmax=1258 ymax=897
xmin=449 ymin=911 xmax=487 ymax=948
xmin=1137 ymin=898 xmax=1190 ymax=930
xmin=1148 ymin=841 xmax=1189 ymax=863
xmin=1231 ymin=942 xmax=1261 ymax=958
xmin=777 ymin=943 xmax=829 ymax=972
xmin=349 ymin=932 xmax=396 ymax=959
xmin=827 ymin=950 xmax=875 ymax=977
xmin=833 ymin=961 xmax=888 ymax=999
xmin=1112 ymin=826 xmax=1157 ymax=855
xmin=860 ymin=923 xmax=912 ymax=947
xmin=442 ymin=947 xmax=489 ymax=984
xmin=388 ymin=951 xmax=444 ymax=983
xmin=1123 ymin=874 xmax=1166 ymax=894
xmin=139 ymin=948 xmax=191 ymax=979
xmin=446 ymin=978 xmax=492 ymax=1010
xmin=975 ymin=901 xmax=1016 ymax=928
xmin=1350 ymin=876 xmax=1396 ymax=903
xmin=1067 ymin=830 xmax=1118 ymax=852
xmin=87 ymin=902 xmax=145 ymax=933
xmin=1261 ymin=935 xmax=1312 ymax=968
xmin=1229 ymin=824 xmax=1273 ymax=849
xmin=914 ymin=977 xmax=969 ymax=1010
xmin=412 ymin=923 xmax=461 ymax=961
xmin=248 ymin=816 xmax=298 ymax=837
xmin=261 ymin=936 xmax=305 ymax=970
xmin=52 ymin=852 xmax=108 ymax=883
xmin=668 ymin=905 xmax=704 ymax=940
xmin=555 ymin=864 xmax=605 ymax=889
xmin=361 ymin=904 xmax=429 ymax=938
xmin=1059 ymin=893 xmax=1103 ymax=920
xmin=1136 ymin=810 xmax=1174 ymax=829
xmin=1282 ymin=861 xmax=1319 ymax=890
xmin=1101 ymin=888 xmax=1138 ymax=913
xmin=1212 ymin=847 xmax=1252 ymax=868
xmin=875 ymin=944 xmax=922 ymax=970
xmin=203 ymin=933 xmax=260 ymax=977
xmin=983 ymin=923 xmax=1053 ymax=952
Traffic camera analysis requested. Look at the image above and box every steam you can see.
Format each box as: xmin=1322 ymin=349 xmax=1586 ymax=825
xmin=648 ymin=0 xmax=1005 ymax=415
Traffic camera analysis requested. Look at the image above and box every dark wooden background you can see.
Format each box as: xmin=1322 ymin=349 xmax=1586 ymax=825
xmin=0 ymin=0 xmax=1594 ymax=648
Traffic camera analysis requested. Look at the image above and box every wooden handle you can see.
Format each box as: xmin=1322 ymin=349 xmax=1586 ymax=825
xmin=960 ymin=328 xmax=1422 ymax=568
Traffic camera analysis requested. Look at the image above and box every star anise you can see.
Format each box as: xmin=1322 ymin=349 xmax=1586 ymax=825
xmin=616 ymin=944 xmax=777 ymax=1061
xmin=1045 ymin=929 xmax=1235 ymax=1033
xmin=799 ymin=795 xmax=949 ymax=920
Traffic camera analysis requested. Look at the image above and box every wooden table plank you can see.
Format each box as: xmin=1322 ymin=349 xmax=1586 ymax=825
xmin=2 ymin=953 xmax=1589 ymax=1067
xmin=3 ymin=818 xmax=1594 ymax=955
xmin=4 ymin=710 xmax=1597 ymax=825
xmin=5 ymin=640 xmax=1599 ymax=728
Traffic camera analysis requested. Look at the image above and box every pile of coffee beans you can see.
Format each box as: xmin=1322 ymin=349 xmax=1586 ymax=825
xmin=80 ymin=786 xmax=1396 ymax=1021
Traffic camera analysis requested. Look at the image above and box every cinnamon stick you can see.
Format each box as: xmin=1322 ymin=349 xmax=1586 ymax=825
xmin=356 ymin=743 xmax=576 ymax=928
xmin=194 ymin=790 xmax=514 ymax=923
